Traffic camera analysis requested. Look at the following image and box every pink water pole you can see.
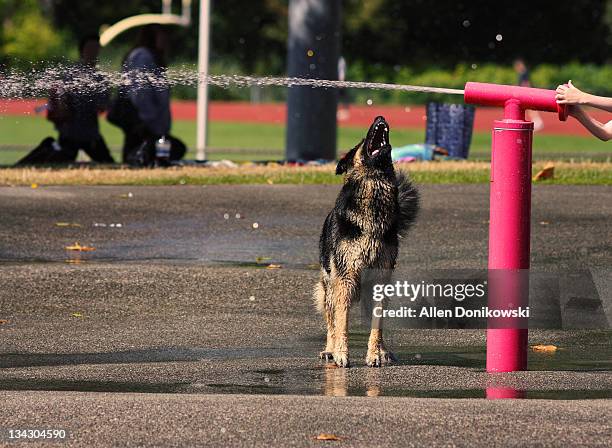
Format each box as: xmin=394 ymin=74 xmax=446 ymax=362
xmin=464 ymin=82 xmax=568 ymax=376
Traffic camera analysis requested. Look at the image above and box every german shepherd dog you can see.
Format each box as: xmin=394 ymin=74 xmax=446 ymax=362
xmin=314 ymin=116 xmax=419 ymax=367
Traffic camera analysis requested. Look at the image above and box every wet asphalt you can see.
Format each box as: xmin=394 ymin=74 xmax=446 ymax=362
xmin=0 ymin=184 xmax=611 ymax=447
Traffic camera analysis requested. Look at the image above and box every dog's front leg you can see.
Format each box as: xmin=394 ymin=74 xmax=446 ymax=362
xmin=320 ymin=300 xmax=336 ymax=362
xmin=366 ymin=328 xmax=396 ymax=367
xmin=331 ymin=279 xmax=352 ymax=367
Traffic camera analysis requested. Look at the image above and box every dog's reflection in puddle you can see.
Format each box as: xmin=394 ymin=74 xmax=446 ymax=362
xmin=322 ymin=365 xmax=382 ymax=397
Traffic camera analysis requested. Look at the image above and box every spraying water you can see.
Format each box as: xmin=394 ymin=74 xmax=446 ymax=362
xmin=0 ymin=65 xmax=464 ymax=100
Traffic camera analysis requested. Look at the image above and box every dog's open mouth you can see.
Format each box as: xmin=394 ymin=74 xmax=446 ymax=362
xmin=367 ymin=118 xmax=390 ymax=157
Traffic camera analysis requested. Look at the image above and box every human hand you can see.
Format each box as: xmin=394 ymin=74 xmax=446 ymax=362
xmin=556 ymin=80 xmax=586 ymax=105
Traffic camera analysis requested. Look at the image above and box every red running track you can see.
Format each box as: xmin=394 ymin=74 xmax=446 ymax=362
xmin=0 ymin=99 xmax=602 ymax=136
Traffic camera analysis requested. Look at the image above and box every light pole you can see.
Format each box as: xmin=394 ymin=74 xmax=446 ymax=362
xmin=196 ymin=0 xmax=211 ymax=161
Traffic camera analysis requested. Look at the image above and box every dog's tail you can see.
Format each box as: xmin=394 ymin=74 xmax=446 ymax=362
xmin=396 ymin=170 xmax=420 ymax=237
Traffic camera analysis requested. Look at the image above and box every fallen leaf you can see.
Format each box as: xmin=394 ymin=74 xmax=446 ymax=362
xmin=55 ymin=222 xmax=82 ymax=227
xmin=65 ymin=242 xmax=96 ymax=252
xmin=65 ymin=259 xmax=85 ymax=264
xmin=71 ymin=312 xmax=83 ymax=318
xmin=314 ymin=434 xmax=341 ymax=441
xmin=256 ymin=256 xmax=271 ymax=263
xmin=533 ymin=163 xmax=554 ymax=182
xmin=0 ymin=319 xmax=8 ymax=325
xmin=539 ymin=221 xmax=550 ymax=226
xmin=266 ymin=178 xmax=274 ymax=185
xmin=266 ymin=264 xmax=282 ymax=269
xmin=31 ymin=183 xmax=38 ymax=189
xmin=531 ymin=344 xmax=558 ymax=353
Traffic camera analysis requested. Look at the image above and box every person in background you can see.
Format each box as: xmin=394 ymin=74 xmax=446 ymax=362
xmin=513 ymin=58 xmax=544 ymax=132
xmin=556 ymin=80 xmax=611 ymax=141
xmin=19 ymin=34 xmax=114 ymax=165
xmin=112 ymin=24 xmax=185 ymax=166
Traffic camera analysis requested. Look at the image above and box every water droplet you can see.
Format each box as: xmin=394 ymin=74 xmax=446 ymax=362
xmin=235 ymin=213 xmax=241 ymax=219
xmin=223 ymin=213 xmax=230 ymax=220
xmin=252 ymin=222 xmax=259 ymax=229
xmin=495 ymin=34 xmax=503 ymax=42
xmin=471 ymin=63 xmax=478 ymax=69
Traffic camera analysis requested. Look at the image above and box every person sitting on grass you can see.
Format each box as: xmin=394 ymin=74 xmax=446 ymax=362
xmin=16 ymin=35 xmax=114 ymax=166
xmin=556 ymin=80 xmax=611 ymax=141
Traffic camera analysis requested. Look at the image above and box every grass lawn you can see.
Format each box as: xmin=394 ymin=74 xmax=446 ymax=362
xmin=1 ymin=162 xmax=610 ymax=186
xmin=0 ymin=115 xmax=610 ymax=165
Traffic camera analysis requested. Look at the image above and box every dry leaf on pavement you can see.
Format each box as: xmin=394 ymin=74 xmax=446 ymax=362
xmin=65 ymin=242 xmax=96 ymax=252
xmin=531 ymin=344 xmax=558 ymax=353
xmin=314 ymin=433 xmax=342 ymax=441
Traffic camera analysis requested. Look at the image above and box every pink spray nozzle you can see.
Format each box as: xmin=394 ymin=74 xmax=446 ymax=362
xmin=464 ymin=82 xmax=568 ymax=121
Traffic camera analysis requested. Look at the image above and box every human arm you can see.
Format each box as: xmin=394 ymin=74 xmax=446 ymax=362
xmin=556 ymin=80 xmax=612 ymax=112
xmin=569 ymin=106 xmax=612 ymax=141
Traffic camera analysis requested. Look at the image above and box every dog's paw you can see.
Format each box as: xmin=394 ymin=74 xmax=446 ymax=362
xmin=333 ymin=351 xmax=350 ymax=368
xmin=366 ymin=348 xmax=397 ymax=367
xmin=319 ymin=351 xmax=334 ymax=362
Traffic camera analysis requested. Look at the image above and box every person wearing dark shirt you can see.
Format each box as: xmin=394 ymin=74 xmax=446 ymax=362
xmin=49 ymin=35 xmax=114 ymax=163
xmin=108 ymin=25 xmax=186 ymax=166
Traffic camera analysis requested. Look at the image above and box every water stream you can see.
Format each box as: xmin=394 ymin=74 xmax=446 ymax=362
xmin=0 ymin=65 xmax=464 ymax=99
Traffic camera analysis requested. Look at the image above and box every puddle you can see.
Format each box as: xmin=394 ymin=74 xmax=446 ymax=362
xmin=0 ymin=347 xmax=298 ymax=369
xmin=204 ymin=384 xmax=611 ymax=400
xmin=0 ymin=378 xmax=608 ymax=400
xmin=0 ymin=258 xmax=320 ymax=270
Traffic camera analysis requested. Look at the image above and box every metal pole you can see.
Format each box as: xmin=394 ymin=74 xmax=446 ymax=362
xmin=286 ymin=0 xmax=341 ymax=161
xmin=486 ymin=99 xmax=532 ymax=374
xmin=463 ymin=82 xmax=568 ymax=382
xmin=196 ymin=0 xmax=210 ymax=161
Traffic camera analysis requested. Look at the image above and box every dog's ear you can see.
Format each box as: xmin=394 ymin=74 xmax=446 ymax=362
xmin=336 ymin=140 xmax=363 ymax=175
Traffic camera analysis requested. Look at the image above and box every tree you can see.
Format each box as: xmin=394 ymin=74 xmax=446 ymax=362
xmin=0 ymin=0 xmax=68 ymax=65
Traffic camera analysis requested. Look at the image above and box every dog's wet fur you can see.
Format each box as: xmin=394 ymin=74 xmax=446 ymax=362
xmin=314 ymin=116 xmax=419 ymax=367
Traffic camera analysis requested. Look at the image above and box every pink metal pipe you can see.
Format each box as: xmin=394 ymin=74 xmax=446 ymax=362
xmin=463 ymin=82 xmax=568 ymax=378
xmin=485 ymin=105 xmax=532 ymax=374
xmin=464 ymin=82 xmax=568 ymax=121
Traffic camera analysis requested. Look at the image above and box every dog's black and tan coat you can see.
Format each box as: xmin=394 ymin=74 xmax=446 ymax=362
xmin=315 ymin=116 xmax=419 ymax=367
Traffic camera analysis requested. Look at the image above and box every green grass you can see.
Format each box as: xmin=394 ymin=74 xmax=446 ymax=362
xmin=0 ymin=115 xmax=610 ymax=165
xmin=2 ymin=161 xmax=610 ymax=186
